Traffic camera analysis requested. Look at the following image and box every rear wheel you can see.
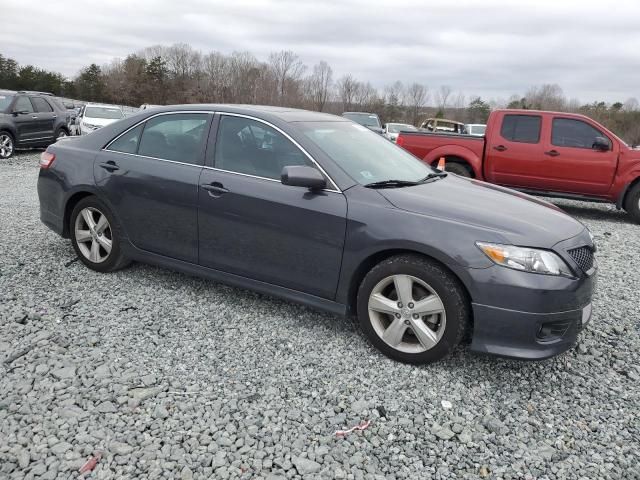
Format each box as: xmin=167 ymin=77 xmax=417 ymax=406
xmin=624 ymin=183 xmax=640 ymax=224
xmin=0 ymin=132 xmax=14 ymax=159
xmin=70 ymin=197 xmax=130 ymax=272
xmin=445 ymin=161 xmax=472 ymax=177
xmin=357 ymin=254 xmax=469 ymax=364
xmin=55 ymin=128 xmax=68 ymax=141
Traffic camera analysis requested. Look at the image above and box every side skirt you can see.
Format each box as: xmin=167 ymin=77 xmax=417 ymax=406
xmin=121 ymin=242 xmax=348 ymax=317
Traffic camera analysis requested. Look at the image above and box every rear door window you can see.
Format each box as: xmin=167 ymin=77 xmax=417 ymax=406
xmin=108 ymin=124 xmax=144 ymax=154
xmin=14 ymin=96 xmax=34 ymax=114
xmin=551 ymin=118 xmax=611 ymax=150
xmin=32 ymin=97 xmax=54 ymax=113
xmin=137 ymin=114 xmax=209 ymax=164
xmin=500 ymin=115 xmax=541 ymax=143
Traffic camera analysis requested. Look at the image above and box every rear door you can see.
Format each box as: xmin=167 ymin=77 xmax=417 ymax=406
xmin=484 ymin=113 xmax=548 ymax=189
xmin=30 ymin=97 xmax=57 ymax=142
xmin=541 ymin=116 xmax=618 ymax=195
xmin=197 ymin=113 xmax=347 ymax=299
xmin=95 ymin=112 xmax=212 ymax=263
xmin=11 ymin=96 xmax=39 ymax=144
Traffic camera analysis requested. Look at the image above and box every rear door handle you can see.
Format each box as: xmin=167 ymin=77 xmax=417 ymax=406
xmin=201 ymin=183 xmax=229 ymax=197
xmin=493 ymin=145 xmax=507 ymax=152
xmin=99 ymin=161 xmax=119 ymax=172
xmin=545 ymin=150 xmax=560 ymax=157
xmin=31 ymin=115 xmax=38 ymax=119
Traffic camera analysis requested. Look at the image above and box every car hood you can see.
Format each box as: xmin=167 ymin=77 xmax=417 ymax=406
xmin=377 ymin=175 xmax=585 ymax=247
xmin=83 ymin=117 xmax=120 ymax=127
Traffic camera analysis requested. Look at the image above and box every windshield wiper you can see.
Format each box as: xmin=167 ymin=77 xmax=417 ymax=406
xmin=418 ymin=172 xmax=448 ymax=181
xmin=364 ymin=179 xmax=420 ymax=189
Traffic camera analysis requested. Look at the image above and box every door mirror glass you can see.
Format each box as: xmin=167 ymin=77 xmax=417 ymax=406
xmin=281 ymin=165 xmax=326 ymax=190
xmin=593 ymin=136 xmax=610 ymax=151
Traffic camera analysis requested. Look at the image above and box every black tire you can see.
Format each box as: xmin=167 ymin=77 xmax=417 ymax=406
xmin=357 ymin=254 xmax=469 ymax=364
xmin=0 ymin=131 xmax=15 ymax=159
xmin=624 ymin=183 xmax=640 ymax=224
xmin=445 ymin=161 xmax=472 ymax=177
xmin=70 ymin=196 xmax=130 ymax=272
xmin=54 ymin=127 xmax=69 ymax=141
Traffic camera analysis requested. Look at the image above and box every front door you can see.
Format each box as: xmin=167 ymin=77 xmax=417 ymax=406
xmin=11 ymin=96 xmax=39 ymax=144
xmin=198 ymin=114 xmax=347 ymax=299
xmin=95 ymin=112 xmax=212 ymax=263
xmin=30 ymin=96 xmax=57 ymax=142
xmin=540 ymin=116 xmax=618 ymax=195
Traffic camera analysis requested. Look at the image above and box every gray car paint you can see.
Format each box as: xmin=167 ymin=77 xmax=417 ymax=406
xmin=37 ymin=104 xmax=596 ymax=360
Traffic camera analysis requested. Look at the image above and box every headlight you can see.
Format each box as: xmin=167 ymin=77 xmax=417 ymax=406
xmin=83 ymin=122 xmax=99 ymax=130
xmin=476 ymin=242 xmax=573 ymax=277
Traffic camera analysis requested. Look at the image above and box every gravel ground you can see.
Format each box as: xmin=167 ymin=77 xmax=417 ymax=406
xmin=1 ymin=151 xmax=639 ymax=480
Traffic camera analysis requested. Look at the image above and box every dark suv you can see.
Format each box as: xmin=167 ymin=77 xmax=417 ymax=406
xmin=0 ymin=90 xmax=72 ymax=159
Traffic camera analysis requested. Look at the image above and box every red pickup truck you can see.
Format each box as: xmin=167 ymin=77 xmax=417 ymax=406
xmin=396 ymin=109 xmax=640 ymax=222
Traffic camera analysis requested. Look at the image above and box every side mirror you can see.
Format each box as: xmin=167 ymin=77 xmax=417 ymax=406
xmin=593 ymin=137 xmax=610 ymax=151
xmin=281 ymin=165 xmax=326 ymax=190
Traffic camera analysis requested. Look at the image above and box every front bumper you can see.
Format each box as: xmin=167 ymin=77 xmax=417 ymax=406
xmin=461 ymin=232 xmax=596 ymax=360
xmin=469 ymin=301 xmax=592 ymax=360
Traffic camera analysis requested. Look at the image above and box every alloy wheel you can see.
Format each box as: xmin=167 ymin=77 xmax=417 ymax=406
xmin=0 ymin=134 xmax=13 ymax=158
xmin=367 ymin=274 xmax=446 ymax=354
xmin=74 ymin=207 xmax=113 ymax=263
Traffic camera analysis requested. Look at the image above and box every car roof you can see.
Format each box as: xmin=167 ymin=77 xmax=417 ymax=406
xmin=0 ymin=90 xmax=17 ymax=95
xmin=150 ymin=104 xmax=347 ymax=123
xmin=85 ymin=103 xmax=123 ymax=108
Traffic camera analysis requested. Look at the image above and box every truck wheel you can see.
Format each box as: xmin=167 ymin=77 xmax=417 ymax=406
xmin=357 ymin=254 xmax=469 ymax=364
xmin=625 ymin=183 xmax=640 ymax=224
xmin=445 ymin=161 xmax=472 ymax=177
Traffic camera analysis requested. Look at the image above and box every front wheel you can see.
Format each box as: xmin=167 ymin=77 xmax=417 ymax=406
xmin=0 ymin=132 xmax=15 ymax=159
xmin=625 ymin=183 xmax=640 ymax=224
xmin=357 ymin=255 xmax=469 ymax=364
xmin=70 ymin=197 xmax=130 ymax=272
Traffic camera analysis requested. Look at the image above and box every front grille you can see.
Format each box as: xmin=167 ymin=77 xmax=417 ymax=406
xmin=568 ymin=246 xmax=594 ymax=272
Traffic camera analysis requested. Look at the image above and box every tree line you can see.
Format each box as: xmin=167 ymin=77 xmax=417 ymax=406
xmin=1 ymin=46 xmax=639 ymax=145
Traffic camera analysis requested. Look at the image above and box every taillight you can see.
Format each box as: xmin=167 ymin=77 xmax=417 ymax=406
xmin=40 ymin=151 xmax=56 ymax=169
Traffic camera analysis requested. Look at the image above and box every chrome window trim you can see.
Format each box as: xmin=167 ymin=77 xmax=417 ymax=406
xmin=102 ymin=109 xmax=342 ymax=193
xmin=217 ymin=112 xmax=341 ymax=192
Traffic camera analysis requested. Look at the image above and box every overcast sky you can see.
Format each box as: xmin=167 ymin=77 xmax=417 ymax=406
xmin=3 ymin=0 xmax=639 ymax=103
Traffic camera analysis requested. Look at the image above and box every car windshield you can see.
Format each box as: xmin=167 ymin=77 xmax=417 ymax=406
xmin=298 ymin=121 xmax=434 ymax=185
xmin=387 ymin=124 xmax=417 ymax=133
xmin=0 ymin=94 xmax=15 ymax=111
xmin=343 ymin=113 xmax=381 ymax=128
xmin=85 ymin=106 xmax=123 ymax=119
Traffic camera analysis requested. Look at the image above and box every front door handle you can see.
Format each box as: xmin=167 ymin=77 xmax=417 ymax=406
xmin=99 ymin=161 xmax=119 ymax=172
xmin=31 ymin=115 xmax=38 ymax=119
xmin=201 ymin=182 xmax=229 ymax=197
xmin=493 ymin=145 xmax=507 ymax=152
xmin=545 ymin=150 xmax=560 ymax=157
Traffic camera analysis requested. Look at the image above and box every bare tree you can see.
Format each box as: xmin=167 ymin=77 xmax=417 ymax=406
xmin=268 ymin=50 xmax=305 ymax=105
xmin=202 ymin=52 xmax=230 ymax=102
xmin=436 ymin=85 xmax=452 ymax=113
xmin=623 ymin=97 xmax=639 ymax=112
xmin=525 ymin=84 xmax=566 ymax=111
xmin=406 ymin=83 xmax=428 ymax=125
xmin=336 ymin=74 xmax=360 ymax=111
xmin=305 ymin=61 xmax=332 ymax=111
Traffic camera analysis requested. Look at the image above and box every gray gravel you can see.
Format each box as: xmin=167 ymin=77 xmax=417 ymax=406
xmin=1 ymin=151 xmax=639 ymax=480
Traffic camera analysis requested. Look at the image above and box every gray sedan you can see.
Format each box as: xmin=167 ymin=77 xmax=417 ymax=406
xmin=37 ymin=105 xmax=596 ymax=364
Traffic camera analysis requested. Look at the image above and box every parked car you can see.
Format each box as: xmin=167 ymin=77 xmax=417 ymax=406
xmin=0 ymin=90 xmax=72 ymax=159
xmin=383 ymin=123 xmax=418 ymax=143
xmin=77 ymin=103 xmax=124 ymax=135
xmin=37 ymin=105 xmax=596 ymax=364
xmin=397 ymin=109 xmax=640 ymax=223
xmin=466 ymin=123 xmax=486 ymax=136
xmin=342 ymin=112 xmax=384 ymax=134
xmin=420 ymin=118 xmax=467 ymax=134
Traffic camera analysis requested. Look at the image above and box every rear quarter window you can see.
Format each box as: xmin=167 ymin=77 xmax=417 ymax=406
xmin=500 ymin=115 xmax=541 ymax=143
